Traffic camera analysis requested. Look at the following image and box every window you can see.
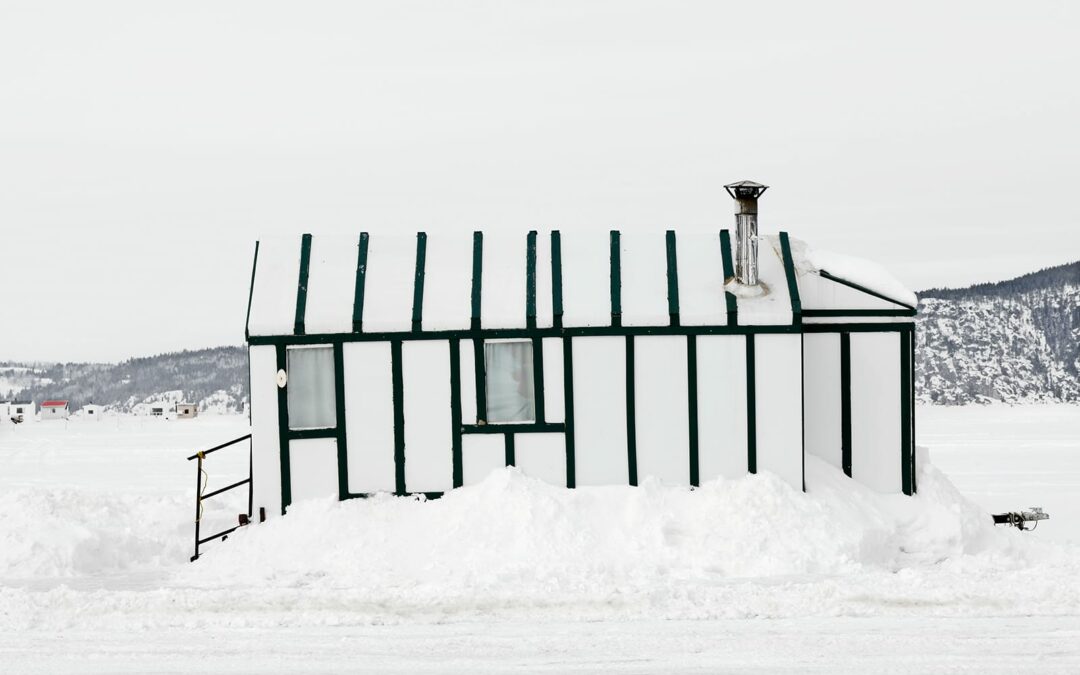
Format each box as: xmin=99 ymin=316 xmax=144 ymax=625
xmin=287 ymin=346 xmax=337 ymax=430
xmin=484 ymin=341 xmax=535 ymax=424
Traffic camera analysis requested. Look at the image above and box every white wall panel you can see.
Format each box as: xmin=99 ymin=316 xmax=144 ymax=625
xmin=850 ymin=332 xmax=902 ymax=493
xmin=515 ymin=433 xmax=566 ymax=487
xmin=560 ymin=231 xmax=612 ymax=327
xmin=288 ymin=438 xmax=339 ymax=505
xmin=402 ymin=340 xmax=454 ymax=492
xmin=695 ymin=336 xmax=748 ymax=482
xmin=247 ymin=237 xmax=301 ymax=336
xmin=343 ymin=342 xmax=397 ymax=494
xmin=803 ymin=333 xmax=842 ymax=469
xmin=634 ymin=336 xmax=690 ymax=485
xmin=619 ymin=231 xmax=669 ymax=327
xmin=754 ymin=334 xmax=804 ymax=490
xmin=676 ymin=231 xmax=727 ymax=326
xmin=362 ymin=233 xmax=418 ymax=332
xmin=542 ymin=338 xmax=564 ymax=423
xmin=462 ymin=435 xmax=505 ymax=486
xmin=800 ymin=274 xmax=909 ymax=312
xmin=421 ymin=232 xmax=473 ymax=331
xmin=480 ymin=232 xmax=527 ymax=329
xmin=304 ymin=235 xmax=358 ymax=335
xmin=459 ymin=340 xmax=477 ymax=424
xmin=249 ymin=345 xmax=282 ymax=517
xmin=572 ymin=337 xmax=628 ymax=485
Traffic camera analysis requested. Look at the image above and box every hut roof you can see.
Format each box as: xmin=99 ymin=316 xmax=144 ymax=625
xmin=245 ymin=230 xmax=913 ymax=338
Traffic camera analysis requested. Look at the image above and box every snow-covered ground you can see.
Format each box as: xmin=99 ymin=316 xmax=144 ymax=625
xmin=0 ymin=406 xmax=1077 ymax=673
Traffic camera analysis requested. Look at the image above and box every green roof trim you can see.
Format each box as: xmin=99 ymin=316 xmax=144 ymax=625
xmin=665 ymin=230 xmax=680 ymax=326
xmin=293 ymin=233 xmax=312 ymax=335
xmin=352 ymin=233 xmax=369 ymax=333
xmin=411 ymin=232 xmax=428 ymax=332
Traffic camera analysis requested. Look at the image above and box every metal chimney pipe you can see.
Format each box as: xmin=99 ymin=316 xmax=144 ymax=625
xmin=724 ymin=180 xmax=769 ymax=286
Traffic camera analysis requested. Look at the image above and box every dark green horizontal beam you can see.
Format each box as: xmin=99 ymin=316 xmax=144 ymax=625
xmin=803 ymin=322 xmax=914 ymax=333
xmin=286 ymin=428 xmax=338 ymax=440
xmin=802 ymin=308 xmax=916 ymax=318
xmin=249 ymin=322 xmax=804 ymax=347
xmin=462 ymin=422 xmax=565 ymax=435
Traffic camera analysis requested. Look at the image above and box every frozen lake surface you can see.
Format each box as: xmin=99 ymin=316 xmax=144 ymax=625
xmin=0 ymin=405 xmax=1077 ymax=673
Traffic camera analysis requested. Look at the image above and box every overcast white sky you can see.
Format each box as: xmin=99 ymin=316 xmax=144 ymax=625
xmin=1 ymin=1 xmax=1077 ymax=363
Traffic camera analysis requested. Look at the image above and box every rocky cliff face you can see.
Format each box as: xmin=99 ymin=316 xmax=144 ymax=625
xmin=916 ymin=261 xmax=1079 ymax=404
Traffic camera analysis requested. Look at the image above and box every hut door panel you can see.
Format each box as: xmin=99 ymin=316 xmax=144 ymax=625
xmin=572 ymin=336 xmax=629 ymax=486
xmin=249 ymin=345 xmax=282 ymax=518
xmin=289 ymin=438 xmax=339 ymax=504
xmin=696 ymin=336 xmax=748 ymax=482
xmin=515 ymin=433 xmax=566 ymax=486
xmin=541 ymin=338 xmax=564 ymax=423
xmin=850 ymin=333 xmax=902 ymax=493
xmin=402 ymin=341 xmax=454 ymax=493
xmin=754 ymin=334 xmax=804 ymax=490
xmin=802 ymin=333 xmax=843 ymax=470
xmin=634 ymin=336 xmax=691 ymax=485
xmin=462 ymin=435 xmax=505 ymax=486
xmin=343 ymin=342 xmax=397 ymax=494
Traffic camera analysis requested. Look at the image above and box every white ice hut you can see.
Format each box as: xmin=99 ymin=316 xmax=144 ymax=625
xmin=244 ymin=182 xmax=916 ymax=517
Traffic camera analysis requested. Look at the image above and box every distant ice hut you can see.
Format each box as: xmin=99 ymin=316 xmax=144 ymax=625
xmin=242 ymin=182 xmax=917 ymax=517
xmin=40 ymin=400 xmax=70 ymax=420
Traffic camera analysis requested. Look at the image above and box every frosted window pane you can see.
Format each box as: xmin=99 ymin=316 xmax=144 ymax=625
xmin=485 ymin=341 xmax=535 ymax=423
xmin=287 ymin=346 xmax=337 ymax=429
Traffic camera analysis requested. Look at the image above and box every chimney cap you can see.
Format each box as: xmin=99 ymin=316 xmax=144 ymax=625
xmin=724 ymin=180 xmax=769 ymax=200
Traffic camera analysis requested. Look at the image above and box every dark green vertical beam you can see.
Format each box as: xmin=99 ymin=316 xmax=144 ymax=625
xmin=275 ymin=344 xmax=291 ymax=514
xmin=473 ymin=338 xmax=487 ymax=424
xmin=666 ymin=230 xmax=681 ymax=327
xmin=294 ymin=233 xmax=313 ymax=336
xmin=800 ymin=334 xmax=806 ymax=493
xmin=504 ymin=433 xmax=516 ymax=467
xmin=411 ymin=232 xmax=428 ymax=332
xmin=551 ymin=231 xmax=564 ymax=330
xmin=391 ymin=340 xmax=406 ymax=495
xmin=610 ymin=230 xmax=622 ymax=327
xmin=471 ymin=231 xmax=484 ymax=330
xmin=449 ymin=338 xmax=463 ymax=488
xmin=625 ymin=335 xmax=637 ymax=485
xmin=840 ymin=332 xmax=852 ymax=477
xmin=901 ymin=328 xmax=913 ymax=495
xmin=333 ymin=342 xmax=349 ymax=500
xmin=687 ymin=334 xmax=699 ymax=487
xmin=532 ymin=337 xmax=545 ymax=424
xmin=746 ymin=335 xmax=756 ymax=474
xmin=352 ymin=233 xmax=369 ymax=333
xmin=244 ymin=241 xmax=260 ymax=340
xmin=563 ymin=336 xmax=575 ymax=488
xmin=719 ymin=230 xmax=738 ymax=326
xmin=526 ymin=231 xmax=537 ymax=329
xmin=909 ymin=325 xmax=918 ymax=494
xmin=779 ymin=232 xmax=802 ymax=326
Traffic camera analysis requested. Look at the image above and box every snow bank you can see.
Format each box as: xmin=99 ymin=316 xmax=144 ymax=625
xmin=163 ymin=455 xmax=1075 ymax=621
xmin=787 ymin=237 xmax=918 ymax=308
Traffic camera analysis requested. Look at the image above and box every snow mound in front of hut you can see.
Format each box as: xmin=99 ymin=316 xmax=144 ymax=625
xmin=172 ymin=453 xmax=1077 ymax=620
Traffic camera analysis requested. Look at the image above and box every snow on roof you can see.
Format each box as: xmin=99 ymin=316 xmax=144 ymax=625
xmin=41 ymin=400 xmax=68 ymax=407
xmin=787 ymin=236 xmax=917 ymax=310
xmin=246 ymin=230 xmax=910 ymax=337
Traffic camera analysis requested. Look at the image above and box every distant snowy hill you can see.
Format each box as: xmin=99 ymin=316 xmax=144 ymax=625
xmin=2 ymin=346 xmax=247 ymax=413
xmin=3 ymin=262 xmax=1076 ymax=410
xmin=916 ymin=261 xmax=1079 ymax=404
